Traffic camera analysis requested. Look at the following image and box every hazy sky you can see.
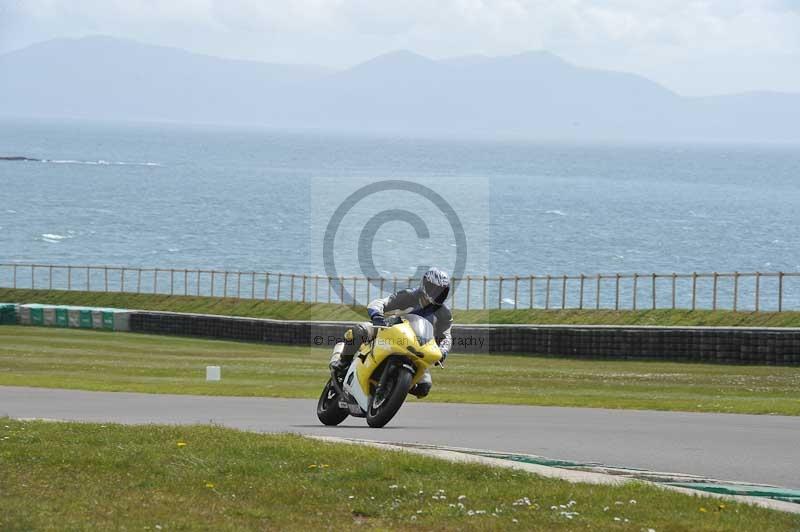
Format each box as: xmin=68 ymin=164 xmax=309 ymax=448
xmin=2 ymin=0 xmax=799 ymax=96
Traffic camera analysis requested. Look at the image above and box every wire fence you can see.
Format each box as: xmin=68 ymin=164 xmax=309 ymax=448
xmin=1 ymin=263 xmax=799 ymax=312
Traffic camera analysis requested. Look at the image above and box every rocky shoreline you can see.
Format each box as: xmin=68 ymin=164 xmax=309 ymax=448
xmin=0 ymin=156 xmax=39 ymax=161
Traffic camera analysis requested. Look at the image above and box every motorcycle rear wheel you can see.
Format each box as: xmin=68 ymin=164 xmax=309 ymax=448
xmin=316 ymin=379 xmax=349 ymax=426
xmin=366 ymin=364 xmax=413 ymax=428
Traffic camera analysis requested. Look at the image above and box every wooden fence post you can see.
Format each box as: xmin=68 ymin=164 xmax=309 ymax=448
xmin=482 ymin=276 xmax=487 ymax=309
xmin=137 ymin=268 xmax=142 ymax=294
xmin=276 ymin=273 xmax=282 ymax=300
xmin=545 ymin=275 xmax=552 ymax=310
xmin=691 ymin=272 xmax=697 ymax=310
xmin=595 ymin=274 xmax=601 ymax=310
xmin=121 ymin=268 xmax=126 ymax=293
xmin=513 ymin=276 xmax=519 ymax=309
xmin=530 ymin=275 xmax=535 ymax=309
xmin=498 ymin=276 xmax=504 ymax=308
xmin=651 ymin=273 xmax=656 ymax=310
xmin=579 ymin=274 xmax=585 ymax=310
xmin=301 ymin=274 xmax=307 ymax=303
xmin=755 ymin=272 xmax=760 ymax=312
xmin=778 ymin=272 xmax=784 ymax=312
xmin=671 ymin=273 xmax=676 ymax=309
xmin=614 ymin=273 xmax=620 ymax=310
xmin=49 ymin=265 xmax=54 ymax=290
xmin=733 ymin=272 xmax=739 ymax=312
xmin=68 ymin=265 xmax=72 ymax=290
xmin=339 ymin=277 xmax=344 ymax=304
xmin=290 ymin=274 xmax=295 ymax=301
xmin=466 ymin=275 xmax=472 ymax=310
xmin=12 ymin=264 xmax=17 ymax=289
xmin=712 ymin=272 xmax=718 ymax=310
xmin=561 ymin=275 xmax=567 ymax=309
xmin=632 ymin=273 xmax=638 ymax=310
xmin=31 ymin=265 xmax=35 ymax=289
xmin=352 ymin=277 xmax=357 ymax=307
xmin=264 ymin=273 xmax=270 ymax=300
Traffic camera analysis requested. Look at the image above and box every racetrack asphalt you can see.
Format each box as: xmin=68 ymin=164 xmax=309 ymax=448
xmin=2 ymin=385 xmax=798 ymax=490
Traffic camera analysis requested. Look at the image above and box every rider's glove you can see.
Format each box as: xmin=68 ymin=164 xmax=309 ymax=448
xmin=371 ymin=314 xmax=387 ymax=327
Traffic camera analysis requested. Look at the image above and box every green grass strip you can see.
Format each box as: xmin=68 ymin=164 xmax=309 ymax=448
xmin=2 ymin=326 xmax=800 ymax=415
xmin=4 ymin=288 xmax=800 ymax=326
xmin=1 ymin=419 xmax=798 ymax=530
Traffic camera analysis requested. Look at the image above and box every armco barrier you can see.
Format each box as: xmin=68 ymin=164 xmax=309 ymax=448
xmin=128 ymin=311 xmax=800 ymax=366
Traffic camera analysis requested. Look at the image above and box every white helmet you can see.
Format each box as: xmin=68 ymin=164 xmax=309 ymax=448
xmin=421 ymin=268 xmax=450 ymax=305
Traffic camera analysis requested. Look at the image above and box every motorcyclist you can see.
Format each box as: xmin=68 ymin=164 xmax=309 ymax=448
xmin=331 ymin=267 xmax=453 ymax=398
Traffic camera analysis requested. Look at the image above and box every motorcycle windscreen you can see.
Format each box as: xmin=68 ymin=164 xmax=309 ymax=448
xmin=405 ymin=314 xmax=434 ymax=345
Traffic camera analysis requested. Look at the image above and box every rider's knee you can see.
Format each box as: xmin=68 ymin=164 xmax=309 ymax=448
xmin=343 ymin=322 xmax=372 ymax=354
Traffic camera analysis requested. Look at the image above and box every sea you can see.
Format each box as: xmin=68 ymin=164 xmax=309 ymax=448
xmin=1 ymin=118 xmax=799 ymax=309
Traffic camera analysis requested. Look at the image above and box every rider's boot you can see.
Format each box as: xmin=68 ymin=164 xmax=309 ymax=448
xmin=329 ymin=342 xmax=351 ymax=375
xmin=330 ymin=324 xmax=371 ymax=375
xmin=409 ymin=370 xmax=432 ymax=398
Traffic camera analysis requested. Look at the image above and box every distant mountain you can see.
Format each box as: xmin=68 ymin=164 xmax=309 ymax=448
xmin=1 ymin=35 xmax=799 ymax=141
xmin=0 ymin=36 xmax=331 ymax=125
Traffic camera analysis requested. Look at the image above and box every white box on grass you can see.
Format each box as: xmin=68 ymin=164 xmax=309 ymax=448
xmin=206 ymin=366 xmax=221 ymax=381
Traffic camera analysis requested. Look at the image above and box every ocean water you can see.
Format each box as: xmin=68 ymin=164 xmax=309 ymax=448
xmin=1 ymin=118 xmax=799 ymax=308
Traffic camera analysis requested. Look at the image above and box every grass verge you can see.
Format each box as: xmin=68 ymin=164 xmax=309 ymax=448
xmin=2 ymin=326 xmax=799 ymax=415
xmin=1 ymin=419 xmax=797 ymax=531
xmin=3 ymin=287 xmax=800 ymax=326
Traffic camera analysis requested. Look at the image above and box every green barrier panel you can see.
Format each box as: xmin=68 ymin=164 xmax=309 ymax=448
xmin=102 ymin=311 xmax=115 ymax=330
xmin=79 ymin=310 xmax=93 ymax=328
xmin=55 ymin=307 xmax=69 ymax=327
xmin=30 ymin=307 xmax=44 ymax=325
xmin=0 ymin=303 xmax=16 ymax=325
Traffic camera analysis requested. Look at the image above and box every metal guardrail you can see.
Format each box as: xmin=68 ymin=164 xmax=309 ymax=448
xmin=1 ymin=263 xmax=798 ymax=312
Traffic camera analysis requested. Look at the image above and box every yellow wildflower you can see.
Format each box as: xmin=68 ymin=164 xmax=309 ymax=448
xmin=177 ymin=441 xmax=187 ymax=447
xmin=205 ymin=482 xmax=215 ymax=489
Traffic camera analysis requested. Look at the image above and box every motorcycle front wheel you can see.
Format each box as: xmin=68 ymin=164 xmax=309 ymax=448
xmin=316 ymin=379 xmax=349 ymax=426
xmin=366 ymin=363 xmax=414 ymax=428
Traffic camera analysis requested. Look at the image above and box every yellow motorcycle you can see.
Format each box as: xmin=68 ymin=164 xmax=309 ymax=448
xmin=317 ymin=314 xmax=443 ymax=428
